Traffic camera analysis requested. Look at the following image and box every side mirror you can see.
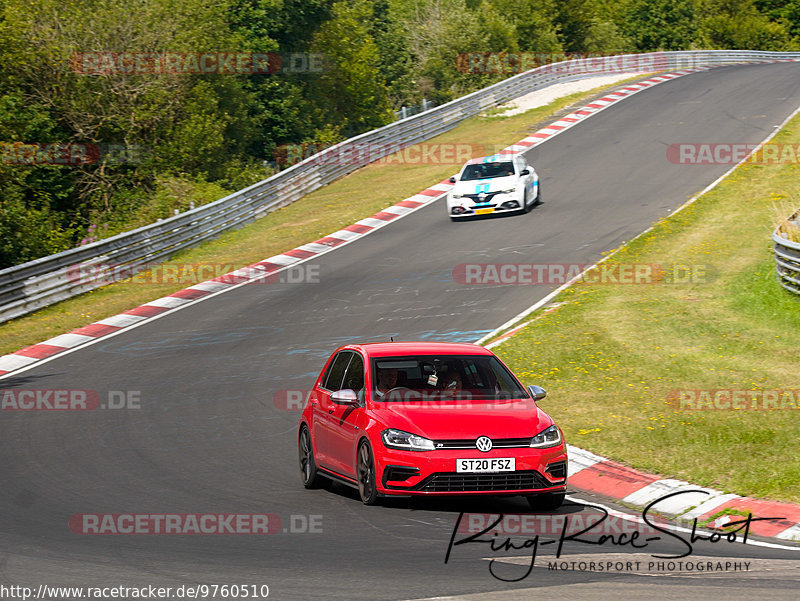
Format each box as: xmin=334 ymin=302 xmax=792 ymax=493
xmin=449 ymin=176 xmax=457 ymax=183
xmin=520 ymin=169 xmax=530 ymax=175
xmin=528 ymin=385 xmax=547 ymax=401
xmin=331 ymin=389 xmax=359 ymax=405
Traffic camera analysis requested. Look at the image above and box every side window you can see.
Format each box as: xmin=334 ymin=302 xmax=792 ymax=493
xmin=490 ymin=364 xmax=513 ymax=394
xmin=322 ymin=351 xmax=352 ymax=391
xmin=342 ymin=353 xmax=365 ymax=392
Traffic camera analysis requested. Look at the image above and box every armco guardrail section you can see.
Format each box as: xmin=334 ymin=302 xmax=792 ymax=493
xmin=773 ymin=210 xmax=800 ymax=296
xmin=3 ymin=50 xmax=800 ymax=323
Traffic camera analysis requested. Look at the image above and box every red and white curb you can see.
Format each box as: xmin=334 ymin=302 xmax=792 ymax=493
xmin=0 ymin=65 xmax=722 ymax=380
xmin=498 ymin=68 xmax=709 ymax=154
xmin=568 ymin=445 xmax=800 ymax=542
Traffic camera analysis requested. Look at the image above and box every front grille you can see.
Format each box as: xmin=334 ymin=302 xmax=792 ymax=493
xmin=433 ymin=437 xmax=532 ymax=450
xmin=414 ymin=470 xmax=552 ymax=492
xmin=463 ymin=192 xmax=500 ymax=204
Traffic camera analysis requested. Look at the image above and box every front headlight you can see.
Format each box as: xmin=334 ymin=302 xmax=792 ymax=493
xmin=498 ymin=188 xmax=517 ymax=194
xmin=451 ymin=193 xmax=464 ymax=199
xmin=381 ymin=428 xmax=435 ymax=451
xmin=530 ymin=425 xmax=562 ymax=448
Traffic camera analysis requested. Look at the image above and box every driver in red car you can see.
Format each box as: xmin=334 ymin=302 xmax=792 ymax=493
xmin=374 ymin=367 xmax=398 ymax=399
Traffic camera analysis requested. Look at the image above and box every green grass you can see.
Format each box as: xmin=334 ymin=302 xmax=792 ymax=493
xmin=0 ymin=75 xmax=648 ymax=356
xmin=492 ymin=117 xmax=800 ymax=503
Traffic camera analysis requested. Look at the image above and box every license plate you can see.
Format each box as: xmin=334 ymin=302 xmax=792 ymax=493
xmin=475 ymin=207 xmax=494 ymax=215
xmin=456 ymin=458 xmax=515 ymax=473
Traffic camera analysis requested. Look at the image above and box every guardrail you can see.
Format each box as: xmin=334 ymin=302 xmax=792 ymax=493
xmin=394 ymin=98 xmax=436 ymax=121
xmin=3 ymin=50 xmax=800 ymax=323
xmin=773 ymin=210 xmax=800 ymax=296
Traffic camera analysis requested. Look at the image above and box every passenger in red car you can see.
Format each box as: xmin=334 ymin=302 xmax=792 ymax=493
xmin=441 ymin=371 xmax=463 ymax=394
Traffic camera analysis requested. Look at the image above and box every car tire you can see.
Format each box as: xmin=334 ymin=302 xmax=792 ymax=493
xmin=526 ymin=491 xmax=565 ymax=511
xmin=299 ymin=425 xmax=325 ymax=489
xmin=519 ymin=189 xmax=530 ymax=214
xmin=357 ymin=441 xmax=380 ymax=505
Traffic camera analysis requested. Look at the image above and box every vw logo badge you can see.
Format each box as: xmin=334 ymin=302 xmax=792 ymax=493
xmin=476 ymin=436 xmax=492 ymax=452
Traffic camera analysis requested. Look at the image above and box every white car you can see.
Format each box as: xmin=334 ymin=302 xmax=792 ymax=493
xmin=446 ymin=154 xmax=540 ymax=220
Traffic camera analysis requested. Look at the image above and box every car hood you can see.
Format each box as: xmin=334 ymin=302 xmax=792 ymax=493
xmin=371 ymin=399 xmax=553 ymax=440
xmin=452 ymin=176 xmax=517 ymax=196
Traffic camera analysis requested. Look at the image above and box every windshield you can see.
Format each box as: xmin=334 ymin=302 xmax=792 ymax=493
xmin=371 ymin=354 xmax=528 ymax=402
xmin=460 ymin=162 xmax=515 ymax=181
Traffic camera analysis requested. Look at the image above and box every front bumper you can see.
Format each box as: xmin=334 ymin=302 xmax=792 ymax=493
xmin=376 ymin=445 xmax=568 ymax=496
xmin=447 ymin=192 xmax=523 ymax=217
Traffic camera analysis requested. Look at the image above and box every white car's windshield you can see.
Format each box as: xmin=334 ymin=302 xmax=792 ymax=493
xmin=371 ymin=354 xmax=528 ymax=401
xmin=460 ymin=162 xmax=515 ymax=181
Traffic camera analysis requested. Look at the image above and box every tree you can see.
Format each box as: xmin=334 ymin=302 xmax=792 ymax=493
xmin=755 ymin=0 xmax=800 ymax=40
xmin=309 ymin=0 xmax=394 ymax=136
xmin=584 ymin=18 xmax=633 ymax=53
xmin=696 ymin=0 xmax=793 ymax=49
xmin=371 ymin=0 xmax=417 ymax=107
xmin=506 ymin=0 xmax=564 ymax=52
xmin=623 ymin=0 xmax=697 ymax=51
xmin=0 ymin=0 xmax=272 ymax=266
xmin=0 ymin=0 xmax=261 ymax=200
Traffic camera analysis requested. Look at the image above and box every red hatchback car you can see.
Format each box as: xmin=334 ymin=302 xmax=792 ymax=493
xmin=298 ymin=342 xmax=568 ymax=507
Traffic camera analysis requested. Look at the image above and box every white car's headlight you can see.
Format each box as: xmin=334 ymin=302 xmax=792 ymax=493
xmin=498 ymin=188 xmax=517 ymax=194
xmin=530 ymin=425 xmax=562 ymax=448
xmin=381 ymin=429 xmax=435 ymax=451
xmin=451 ymin=193 xmax=464 ymax=199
